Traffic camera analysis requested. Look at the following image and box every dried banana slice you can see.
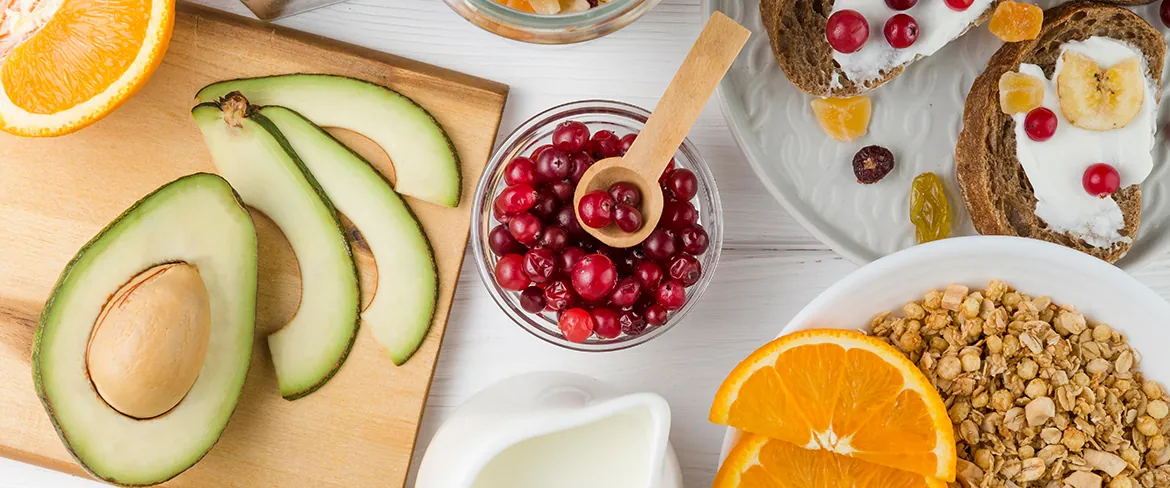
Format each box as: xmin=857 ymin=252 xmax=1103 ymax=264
xmin=1057 ymin=52 xmax=1144 ymax=131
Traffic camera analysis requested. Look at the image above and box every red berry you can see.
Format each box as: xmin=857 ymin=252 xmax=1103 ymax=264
xmin=664 ymin=169 xmax=698 ymax=202
xmin=1082 ymin=163 xmax=1121 ymax=198
xmin=558 ymin=246 xmax=587 ymax=276
xmin=530 ymin=144 xmax=554 ymax=162
xmin=619 ymin=133 xmax=637 ymax=154
xmin=571 ymin=254 xmax=618 ymax=301
xmin=494 ymin=254 xmax=530 ymax=291
xmin=548 ymin=180 xmax=575 ymax=202
xmin=578 ymin=190 xmax=616 ymax=229
xmin=659 ymin=159 xmax=677 ymax=184
xmin=552 ymin=121 xmax=590 ymax=153
xmin=885 ymin=0 xmax=916 ymax=10
xmin=535 ymin=148 xmax=572 ymax=182
xmin=1024 ymin=107 xmax=1057 ymax=142
xmin=883 ymin=14 xmax=918 ymax=49
xmin=634 ymin=261 xmax=664 ymax=290
xmin=544 ymin=279 xmax=577 ymax=311
xmin=504 ymin=157 xmax=536 ymax=186
xmin=679 ymin=225 xmax=710 ymax=255
xmin=523 ymin=248 xmax=559 ymax=283
xmin=554 ymin=205 xmax=586 ymax=238
xmin=619 ymin=310 xmax=646 ymax=336
xmin=568 ymin=152 xmax=594 ymax=183
xmin=826 ymin=10 xmax=869 ymax=54
xmin=531 ymin=187 xmax=558 ymax=220
xmin=519 ymin=286 xmax=546 ymax=313
xmin=660 ymin=200 xmax=698 ymax=231
xmin=643 ymin=228 xmax=680 ymax=262
xmin=588 ymin=130 xmax=622 ymax=160
xmin=1163 ymin=0 xmax=1170 ymax=28
xmin=508 ymin=213 xmax=543 ymax=246
xmin=610 ymin=277 xmax=643 ymax=308
xmin=654 ymin=280 xmax=686 ymax=311
xmin=614 ymin=204 xmax=643 ymax=233
xmin=538 ymin=226 xmax=569 ymax=252
xmin=668 ymin=254 xmax=702 ymax=287
xmin=608 ymin=181 xmax=642 ymax=207
xmin=489 ymin=225 xmax=524 ymax=256
xmin=644 ymin=304 xmax=668 ymax=326
xmin=591 ymin=308 xmax=621 ymax=339
xmin=494 ymin=184 xmax=536 ymax=216
xmin=945 ymin=0 xmax=973 ymax=11
xmin=558 ymin=308 xmax=594 ymax=343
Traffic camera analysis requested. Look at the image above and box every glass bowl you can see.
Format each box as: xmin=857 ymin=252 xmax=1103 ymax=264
xmin=442 ymin=0 xmax=661 ymax=44
xmin=471 ymin=100 xmax=723 ymax=352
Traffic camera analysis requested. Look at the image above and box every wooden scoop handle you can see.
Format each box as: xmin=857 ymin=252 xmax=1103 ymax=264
xmin=623 ymin=11 xmax=750 ymax=178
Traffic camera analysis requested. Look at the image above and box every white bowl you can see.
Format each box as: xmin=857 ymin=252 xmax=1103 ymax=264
xmin=717 ymin=235 xmax=1170 ymax=462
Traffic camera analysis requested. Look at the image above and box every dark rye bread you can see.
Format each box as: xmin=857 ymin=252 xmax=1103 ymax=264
xmin=955 ymin=2 xmax=1164 ymax=263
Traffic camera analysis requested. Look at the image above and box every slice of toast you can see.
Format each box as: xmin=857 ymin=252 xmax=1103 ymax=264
xmin=955 ymin=1 xmax=1164 ymax=263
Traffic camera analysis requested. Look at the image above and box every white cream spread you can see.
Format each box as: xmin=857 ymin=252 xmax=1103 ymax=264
xmin=1013 ymin=37 xmax=1157 ymax=248
xmin=828 ymin=0 xmax=994 ymax=88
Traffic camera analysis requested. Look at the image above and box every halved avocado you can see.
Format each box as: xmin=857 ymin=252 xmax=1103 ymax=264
xmin=192 ymin=96 xmax=360 ymax=400
xmin=196 ymin=74 xmax=462 ymax=208
xmin=258 ymin=105 xmax=439 ymax=365
xmin=33 ymin=173 xmax=257 ymax=486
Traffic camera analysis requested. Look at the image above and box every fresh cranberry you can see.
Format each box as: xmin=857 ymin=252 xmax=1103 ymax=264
xmin=530 ymin=144 xmax=554 ymax=162
xmin=508 ymin=213 xmax=543 ymax=246
xmin=494 ymin=254 xmax=530 ymax=291
xmin=610 ymin=278 xmax=643 ymax=308
xmin=945 ymin=0 xmax=973 ymax=11
xmin=519 ymin=286 xmax=546 ymax=313
xmin=679 ymin=225 xmax=710 ymax=255
xmin=531 ymin=187 xmax=558 ymax=219
xmin=619 ymin=133 xmax=637 ymax=154
xmin=617 ymin=248 xmax=642 ymax=274
xmin=571 ymin=254 xmax=618 ymax=301
xmin=663 ymin=169 xmax=698 ymax=202
xmin=554 ymin=205 xmax=586 ymax=238
xmin=535 ymin=148 xmax=572 ymax=182
xmin=826 ymin=10 xmax=869 ymax=54
xmin=634 ymin=261 xmax=664 ymax=289
xmin=558 ymin=308 xmax=594 ymax=343
xmin=494 ymin=184 xmax=536 ymax=216
xmin=489 ymin=225 xmax=524 ymax=256
xmin=619 ymin=310 xmax=646 ymax=336
xmin=558 ymin=246 xmax=587 ymax=275
xmin=654 ymin=280 xmax=686 ymax=310
xmin=608 ymin=182 xmax=642 ymax=207
xmin=661 ymin=200 xmax=698 ymax=231
xmin=538 ymin=226 xmax=568 ymax=252
xmin=588 ymin=130 xmax=622 ymax=160
xmin=1024 ymin=107 xmax=1057 ymax=142
xmin=523 ymin=248 xmax=558 ymax=283
xmin=643 ymin=228 xmax=679 ymax=262
xmin=1163 ymin=0 xmax=1170 ymax=28
xmin=504 ymin=157 xmax=537 ymax=186
xmin=1083 ymin=163 xmax=1121 ymax=198
xmin=659 ymin=159 xmax=677 ymax=184
xmin=568 ymin=152 xmax=594 ymax=183
xmin=493 ymin=203 xmax=511 ymax=224
xmin=548 ymin=180 xmax=575 ymax=202
xmin=885 ymin=0 xmax=916 ymax=10
xmin=591 ymin=308 xmax=621 ymax=339
xmin=612 ymin=204 xmax=643 ymax=233
xmin=644 ymin=304 xmax=668 ymax=326
xmin=668 ymin=254 xmax=702 ymax=287
xmin=578 ymin=190 xmax=616 ymax=229
xmin=544 ymin=279 xmax=577 ymax=311
xmin=552 ymin=121 xmax=590 ymax=153
xmin=883 ymin=14 xmax=919 ymax=49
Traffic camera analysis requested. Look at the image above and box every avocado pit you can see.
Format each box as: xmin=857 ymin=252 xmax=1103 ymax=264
xmin=86 ymin=263 xmax=212 ymax=419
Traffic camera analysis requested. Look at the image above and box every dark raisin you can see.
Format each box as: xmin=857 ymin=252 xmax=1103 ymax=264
xmin=852 ymin=145 xmax=895 ymax=184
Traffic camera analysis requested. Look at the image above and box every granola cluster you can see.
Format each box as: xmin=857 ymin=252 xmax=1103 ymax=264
xmin=869 ymin=281 xmax=1170 ymax=488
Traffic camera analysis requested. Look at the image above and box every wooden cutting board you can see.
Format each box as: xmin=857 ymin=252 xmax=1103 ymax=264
xmin=0 ymin=3 xmax=507 ymax=487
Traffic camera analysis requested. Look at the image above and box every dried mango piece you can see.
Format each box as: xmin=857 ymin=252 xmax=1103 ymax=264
xmin=998 ymin=71 xmax=1045 ymax=114
xmin=989 ymin=1 xmax=1043 ymax=42
xmin=811 ymin=96 xmax=872 ymax=142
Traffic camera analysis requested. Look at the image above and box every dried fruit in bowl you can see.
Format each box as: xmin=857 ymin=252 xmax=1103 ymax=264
xmin=810 ymin=96 xmax=871 ymax=142
xmin=988 ymin=1 xmax=1043 ymax=42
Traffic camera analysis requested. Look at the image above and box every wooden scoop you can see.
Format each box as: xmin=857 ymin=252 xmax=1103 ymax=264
xmin=573 ymin=12 xmax=749 ymax=248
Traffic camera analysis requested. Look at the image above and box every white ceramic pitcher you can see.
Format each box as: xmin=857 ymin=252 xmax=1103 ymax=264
xmin=415 ymin=371 xmax=682 ymax=488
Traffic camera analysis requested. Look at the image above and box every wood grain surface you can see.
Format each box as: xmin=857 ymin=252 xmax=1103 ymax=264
xmin=0 ymin=3 xmax=507 ymax=487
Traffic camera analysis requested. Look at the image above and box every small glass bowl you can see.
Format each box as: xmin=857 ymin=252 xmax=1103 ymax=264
xmin=442 ymin=0 xmax=661 ymax=44
xmin=471 ymin=100 xmax=723 ymax=352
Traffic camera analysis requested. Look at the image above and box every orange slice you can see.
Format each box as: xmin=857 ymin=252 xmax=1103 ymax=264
xmin=0 ymin=0 xmax=175 ymax=136
xmin=709 ymin=328 xmax=956 ymax=481
xmin=715 ymin=434 xmax=948 ymax=488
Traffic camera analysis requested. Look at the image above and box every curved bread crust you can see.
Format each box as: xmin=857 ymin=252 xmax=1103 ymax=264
xmin=955 ymin=2 xmax=1164 ymax=263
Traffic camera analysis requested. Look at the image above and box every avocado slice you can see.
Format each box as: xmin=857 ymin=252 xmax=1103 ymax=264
xmin=33 ymin=173 xmax=257 ymax=486
xmin=196 ymin=74 xmax=462 ymax=208
xmin=193 ymin=96 xmax=360 ymax=400
xmin=257 ymin=105 xmax=439 ymax=365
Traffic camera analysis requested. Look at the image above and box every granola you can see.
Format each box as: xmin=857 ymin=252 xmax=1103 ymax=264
xmin=869 ymin=281 xmax=1170 ymax=488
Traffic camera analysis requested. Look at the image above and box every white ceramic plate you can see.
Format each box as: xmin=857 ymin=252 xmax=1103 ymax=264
xmin=704 ymin=0 xmax=1170 ymax=269
xmin=715 ymin=236 xmax=1170 ymax=465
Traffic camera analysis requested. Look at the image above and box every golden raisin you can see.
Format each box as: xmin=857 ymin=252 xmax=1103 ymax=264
xmin=989 ymin=1 xmax=1043 ymax=42
xmin=998 ymin=71 xmax=1045 ymax=114
xmin=811 ymin=96 xmax=872 ymax=142
xmin=910 ymin=172 xmax=952 ymax=244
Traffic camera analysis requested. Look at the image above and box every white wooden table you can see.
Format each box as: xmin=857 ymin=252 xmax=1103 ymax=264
xmin=6 ymin=1 xmax=1170 ymax=486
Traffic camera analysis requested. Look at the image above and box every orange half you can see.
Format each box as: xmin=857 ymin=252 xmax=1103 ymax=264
xmin=709 ymin=329 xmax=956 ymax=481
xmin=715 ymin=434 xmax=948 ymax=488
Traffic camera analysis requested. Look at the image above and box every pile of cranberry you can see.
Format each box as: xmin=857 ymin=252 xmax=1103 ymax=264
xmin=489 ymin=120 xmax=710 ymax=343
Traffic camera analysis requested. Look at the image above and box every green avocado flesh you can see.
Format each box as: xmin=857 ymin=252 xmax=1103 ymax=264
xmin=258 ymin=106 xmax=439 ymax=365
xmin=192 ymin=102 xmax=360 ymax=400
xmin=33 ymin=173 xmax=257 ymax=486
xmin=196 ymin=74 xmax=462 ymax=208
